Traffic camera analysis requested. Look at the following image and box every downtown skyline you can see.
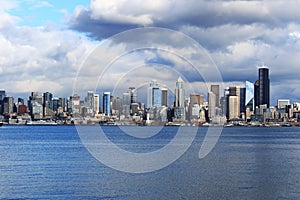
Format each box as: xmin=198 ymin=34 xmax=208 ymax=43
xmin=0 ymin=1 xmax=299 ymax=105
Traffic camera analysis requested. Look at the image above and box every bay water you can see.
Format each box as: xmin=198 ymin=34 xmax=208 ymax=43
xmin=0 ymin=126 xmax=300 ymax=199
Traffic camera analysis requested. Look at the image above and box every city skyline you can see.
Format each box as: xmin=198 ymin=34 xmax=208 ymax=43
xmin=1 ymin=66 xmax=300 ymax=126
xmin=0 ymin=1 xmax=299 ymax=105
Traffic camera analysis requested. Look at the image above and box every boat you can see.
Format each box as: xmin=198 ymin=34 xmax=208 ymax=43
xmin=0 ymin=122 xmax=3 ymax=127
xmin=25 ymin=120 xmax=57 ymax=126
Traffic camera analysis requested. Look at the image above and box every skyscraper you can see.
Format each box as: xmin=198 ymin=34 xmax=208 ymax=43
xmin=208 ymin=92 xmax=216 ymax=119
xmin=128 ymin=87 xmax=138 ymax=104
xmin=245 ymin=81 xmax=254 ymax=111
xmin=43 ymin=92 xmax=53 ymax=117
xmin=174 ymin=77 xmax=186 ymax=120
xmin=0 ymin=90 xmax=6 ymax=101
xmin=229 ymin=96 xmax=239 ymax=119
xmin=211 ymin=85 xmax=220 ymax=107
xmin=255 ymin=65 xmax=270 ymax=108
xmin=227 ymin=86 xmax=240 ymax=120
xmin=161 ymin=87 xmax=168 ymax=107
xmin=94 ymin=94 xmax=100 ymax=114
xmin=175 ymin=77 xmax=185 ymax=108
xmin=122 ymin=92 xmax=130 ymax=117
xmin=147 ymin=80 xmax=163 ymax=108
xmin=103 ymin=92 xmax=111 ymax=116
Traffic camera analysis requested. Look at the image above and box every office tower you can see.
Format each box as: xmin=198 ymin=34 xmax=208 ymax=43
xmin=51 ymin=98 xmax=60 ymax=112
xmin=112 ymin=97 xmax=122 ymax=115
xmin=229 ymin=96 xmax=239 ymax=119
xmin=69 ymin=93 xmax=80 ymax=116
xmin=161 ymin=87 xmax=168 ymax=107
xmin=189 ymin=94 xmax=202 ymax=120
xmin=43 ymin=92 xmax=53 ymax=117
xmin=85 ymin=91 xmax=95 ymax=112
xmin=174 ymin=77 xmax=186 ymax=120
xmin=227 ymin=86 xmax=241 ymax=120
xmin=103 ymin=92 xmax=111 ymax=116
xmin=122 ymin=92 xmax=130 ymax=117
xmin=255 ymin=65 xmax=270 ymax=108
xmin=240 ymin=87 xmax=246 ymax=114
xmin=152 ymin=87 xmax=162 ymax=107
xmin=277 ymin=99 xmax=290 ymax=109
xmin=147 ymin=80 xmax=162 ymax=108
xmin=2 ymin=97 xmax=14 ymax=114
xmin=211 ymin=85 xmax=220 ymax=107
xmin=175 ymin=77 xmax=185 ymax=108
xmin=208 ymin=92 xmax=216 ymax=119
xmin=128 ymin=87 xmax=138 ymax=104
xmin=93 ymin=94 xmax=100 ymax=114
xmin=59 ymin=98 xmax=66 ymax=112
xmin=224 ymin=87 xmax=230 ymax=118
xmin=0 ymin=90 xmax=6 ymax=101
xmin=245 ymin=81 xmax=254 ymax=111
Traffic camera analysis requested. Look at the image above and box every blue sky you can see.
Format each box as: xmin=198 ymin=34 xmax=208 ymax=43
xmin=0 ymin=0 xmax=300 ymax=106
xmin=8 ymin=0 xmax=89 ymax=27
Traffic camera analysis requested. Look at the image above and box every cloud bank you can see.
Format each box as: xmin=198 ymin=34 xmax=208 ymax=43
xmin=0 ymin=0 xmax=299 ymax=105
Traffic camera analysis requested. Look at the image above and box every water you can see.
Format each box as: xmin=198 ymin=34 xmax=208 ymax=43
xmin=1 ymin=126 xmax=300 ymax=199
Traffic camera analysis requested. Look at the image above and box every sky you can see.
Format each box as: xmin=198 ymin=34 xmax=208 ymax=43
xmin=0 ymin=0 xmax=300 ymax=106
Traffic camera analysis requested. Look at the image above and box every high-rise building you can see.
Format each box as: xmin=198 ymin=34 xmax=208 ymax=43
xmin=0 ymin=90 xmax=6 ymax=101
xmin=2 ymin=97 xmax=14 ymax=114
xmin=147 ymin=80 xmax=162 ymax=108
xmin=240 ymin=87 xmax=246 ymax=114
xmin=161 ymin=87 xmax=168 ymax=107
xmin=255 ymin=65 xmax=270 ymax=108
xmin=227 ymin=86 xmax=241 ymax=119
xmin=175 ymin=77 xmax=185 ymax=108
xmin=122 ymin=92 xmax=130 ymax=117
xmin=245 ymin=81 xmax=254 ymax=111
xmin=85 ymin=91 xmax=95 ymax=112
xmin=211 ymin=85 xmax=220 ymax=107
xmin=208 ymin=92 xmax=216 ymax=119
xmin=174 ymin=77 xmax=186 ymax=120
xmin=229 ymin=96 xmax=239 ymax=119
xmin=94 ymin=94 xmax=100 ymax=114
xmin=103 ymin=92 xmax=111 ymax=116
xmin=69 ymin=93 xmax=80 ymax=116
xmin=43 ymin=92 xmax=53 ymax=117
xmin=128 ymin=87 xmax=138 ymax=104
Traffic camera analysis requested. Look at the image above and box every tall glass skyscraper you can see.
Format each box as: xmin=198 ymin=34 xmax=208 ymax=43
xmin=103 ymin=92 xmax=111 ymax=116
xmin=255 ymin=66 xmax=270 ymax=108
xmin=245 ymin=81 xmax=254 ymax=111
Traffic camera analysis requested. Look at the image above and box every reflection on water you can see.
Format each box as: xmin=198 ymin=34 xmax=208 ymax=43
xmin=0 ymin=126 xmax=300 ymax=199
